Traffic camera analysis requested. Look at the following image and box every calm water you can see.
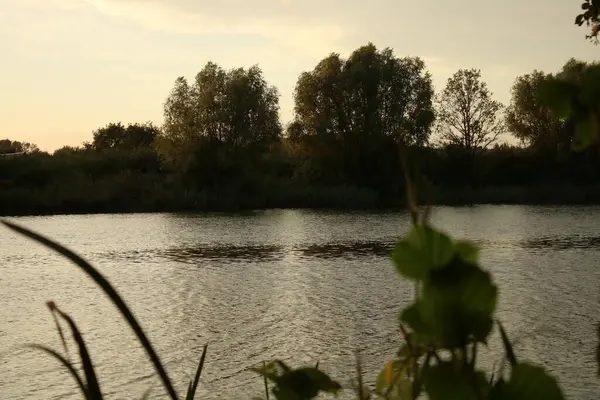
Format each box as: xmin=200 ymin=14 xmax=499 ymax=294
xmin=0 ymin=206 xmax=599 ymax=399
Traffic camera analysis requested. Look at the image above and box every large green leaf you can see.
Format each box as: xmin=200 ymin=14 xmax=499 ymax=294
xmin=423 ymin=363 xmax=486 ymax=400
xmin=418 ymin=260 xmax=497 ymax=347
xmin=399 ymin=303 xmax=430 ymax=335
xmin=392 ymin=225 xmax=454 ymax=280
xmin=500 ymin=363 xmax=565 ymax=400
xmin=536 ymin=79 xmax=578 ymax=118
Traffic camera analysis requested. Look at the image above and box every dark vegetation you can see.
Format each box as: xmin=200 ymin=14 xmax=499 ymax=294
xmin=2 ymin=50 xmax=600 ymax=215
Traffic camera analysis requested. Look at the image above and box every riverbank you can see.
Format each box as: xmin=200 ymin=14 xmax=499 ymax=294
xmin=3 ymin=182 xmax=600 ymax=217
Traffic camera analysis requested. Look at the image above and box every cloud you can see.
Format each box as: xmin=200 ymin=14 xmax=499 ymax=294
xmin=81 ymin=0 xmax=352 ymax=57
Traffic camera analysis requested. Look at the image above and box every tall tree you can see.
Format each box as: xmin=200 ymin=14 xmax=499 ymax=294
xmin=505 ymin=70 xmax=564 ymax=149
xmin=159 ymin=62 xmax=281 ymax=185
xmin=289 ymin=43 xmax=435 ymax=191
xmin=436 ymin=69 xmax=505 ymax=153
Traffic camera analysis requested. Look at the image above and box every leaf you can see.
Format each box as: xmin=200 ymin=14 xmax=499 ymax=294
xmin=497 ymin=321 xmax=518 ymax=368
xmin=418 ymin=260 xmax=497 ymax=347
xmin=576 ymin=14 xmax=586 ymax=25
xmin=399 ymin=304 xmax=430 ymax=336
xmin=47 ymin=303 xmax=102 ymax=400
xmin=502 ymin=363 xmax=565 ymax=400
xmin=263 ymin=362 xmax=271 ymax=400
xmin=392 ymin=225 xmax=454 ymax=280
xmin=572 ymin=112 xmax=599 ymax=151
xmin=185 ymin=344 xmax=208 ymax=400
xmin=536 ymin=79 xmax=578 ymax=118
xmin=454 ymin=240 xmax=480 ymax=264
xmin=423 ymin=362 xmax=483 ymax=400
xmin=0 ymin=220 xmax=179 ymax=400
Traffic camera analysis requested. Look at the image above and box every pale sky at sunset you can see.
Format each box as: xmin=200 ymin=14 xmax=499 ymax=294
xmin=1 ymin=0 xmax=597 ymax=151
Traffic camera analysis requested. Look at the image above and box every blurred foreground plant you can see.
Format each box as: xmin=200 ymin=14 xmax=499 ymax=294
xmin=2 ymin=220 xmax=207 ymax=400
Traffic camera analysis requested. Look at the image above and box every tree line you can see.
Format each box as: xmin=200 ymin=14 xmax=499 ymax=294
xmin=1 ymin=44 xmax=599 ymax=215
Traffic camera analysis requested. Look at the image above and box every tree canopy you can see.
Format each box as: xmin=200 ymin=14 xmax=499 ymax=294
xmin=435 ymin=69 xmax=504 ymax=153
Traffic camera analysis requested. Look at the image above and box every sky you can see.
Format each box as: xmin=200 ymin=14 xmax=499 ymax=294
xmin=0 ymin=0 xmax=598 ymax=151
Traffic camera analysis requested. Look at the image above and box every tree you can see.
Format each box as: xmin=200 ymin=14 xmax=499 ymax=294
xmin=0 ymin=139 xmax=39 ymax=155
xmin=289 ymin=43 xmax=435 ymax=192
xmin=505 ymin=71 xmax=564 ymax=150
xmin=436 ymin=69 xmax=505 ymax=153
xmin=92 ymin=122 xmax=159 ymax=151
xmin=158 ymin=62 xmax=281 ymax=187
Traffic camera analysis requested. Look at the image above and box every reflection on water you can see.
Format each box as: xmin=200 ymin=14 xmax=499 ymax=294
xmin=104 ymin=234 xmax=600 ymax=265
xmin=163 ymin=244 xmax=285 ymax=263
xmin=0 ymin=207 xmax=599 ymax=399
xmin=521 ymin=235 xmax=600 ymax=250
xmin=299 ymin=240 xmax=395 ymax=259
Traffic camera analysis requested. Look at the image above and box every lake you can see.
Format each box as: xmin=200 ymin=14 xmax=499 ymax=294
xmin=0 ymin=206 xmax=599 ymax=399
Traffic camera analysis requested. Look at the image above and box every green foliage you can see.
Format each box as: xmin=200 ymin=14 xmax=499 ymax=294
xmin=392 ymin=225 xmax=454 ymax=280
xmin=505 ymin=70 xmax=564 ymax=149
xmin=423 ymin=363 xmax=487 ymax=400
xmin=575 ymin=0 xmax=600 ymax=43
xmin=490 ymin=363 xmax=565 ymax=400
xmin=536 ymin=61 xmax=600 ymax=152
xmin=396 ymin=229 xmax=497 ymax=347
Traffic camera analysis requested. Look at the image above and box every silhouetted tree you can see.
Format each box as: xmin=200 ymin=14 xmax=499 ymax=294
xmin=92 ymin=122 xmax=159 ymax=151
xmin=158 ymin=62 xmax=281 ymax=189
xmin=0 ymin=139 xmax=39 ymax=155
xmin=505 ymin=71 xmax=564 ymax=150
xmin=289 ymin=43 xmax=435 ymax=194
xmin=436 ymin=69 xmax=504 ymax=154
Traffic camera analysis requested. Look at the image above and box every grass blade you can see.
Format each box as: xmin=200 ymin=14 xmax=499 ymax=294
xmin=262 ymin=361 xmax=270 ymax=400
xmin=596 ymin=322 xmax=600 ymax=377
xmin=50 ymin=307 xmax=70 ymax=359
xmin=355 ymin=351 xmax=366 ymax=400
xmin=1 ymin=220 xmax=179 ymax=400
xmin=48 ymin=302 xmax=102 ymax=400
xmin=497 ymin=321 xmax=517 ymax=368
xmin=186 ymin=344 xmax=208 ymax=400
xmin=25 ymin=344 xmax=88 ymax=398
